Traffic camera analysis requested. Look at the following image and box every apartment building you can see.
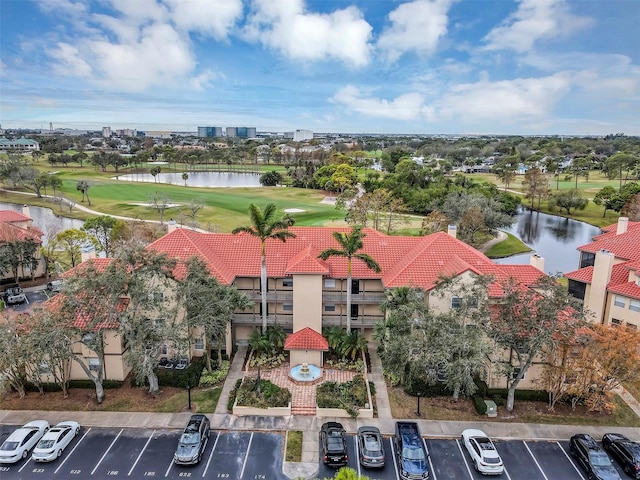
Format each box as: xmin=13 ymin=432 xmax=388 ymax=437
xmin=565 ymin=217 xmax=640 ymax=328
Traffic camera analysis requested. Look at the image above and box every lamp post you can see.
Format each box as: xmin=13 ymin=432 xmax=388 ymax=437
xmin=186 ymin=383 xmax=192 ymax=410
xmin=415 ymin=392 xmax=422 ymax=417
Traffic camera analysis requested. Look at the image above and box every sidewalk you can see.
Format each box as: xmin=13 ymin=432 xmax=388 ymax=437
xmin=2 ymin=345 xmax=640 ymax=480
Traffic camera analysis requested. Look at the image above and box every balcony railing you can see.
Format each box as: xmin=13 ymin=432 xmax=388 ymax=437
xmin=237 ymin=290 xmax=294 ymax=302
xmin=232 ymin=313 xmax=384 ymax=329
xmin=322 ymin=291 xmax=386 ymax=304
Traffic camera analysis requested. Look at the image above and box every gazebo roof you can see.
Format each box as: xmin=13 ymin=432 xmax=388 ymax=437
xmin=284 ymin=327 xmax=329 ymax=351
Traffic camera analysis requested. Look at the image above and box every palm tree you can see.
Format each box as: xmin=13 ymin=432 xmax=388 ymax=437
xmin=318 ymin=226 xmax=381 ymax=332
xmin=233 ymin=203 xmax=296 ymax=332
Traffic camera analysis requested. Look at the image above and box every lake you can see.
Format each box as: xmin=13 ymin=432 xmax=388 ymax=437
xmin=116 ymin=171 xmax=262 ymax=187
xmin=493 ymin=208 xmax=601 ymax=274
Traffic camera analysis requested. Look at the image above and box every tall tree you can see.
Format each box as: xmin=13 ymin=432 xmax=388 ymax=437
xmin=82 ymin=215 xmax=121 ymax=257
xmin=482 ymin=275 xmax=585 ymax=412
xmin=55 ymin=229 xmax=92 ymax=268
xmin=232 ymin=203 xmax=296 ymax=332
xmin=76 ymin=180 xmax=91 ymax=205
xmin=522 ymin=168 xmax=549 ymax=209
xmin=178 ymin=256 xmax=252 ymax=369
xmin=147 ymin=192 xmax=171 ymax=224
xmin=318 ymin=226 xmax=381 ymax=332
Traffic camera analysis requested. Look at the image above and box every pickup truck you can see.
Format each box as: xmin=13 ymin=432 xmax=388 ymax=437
xmin=3 ymin=285 xmax=27 ymax=305
xmin=395 ymin=421 xmax=429 ymax=479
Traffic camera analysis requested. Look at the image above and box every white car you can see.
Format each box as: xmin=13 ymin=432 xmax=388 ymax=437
xmin=0 ymin=420 xmax=49 ymax=464
xmin=461 ymin=429 xmax=504 ymax=475
xmin=31 ymin=421 xmax=80 ymax=462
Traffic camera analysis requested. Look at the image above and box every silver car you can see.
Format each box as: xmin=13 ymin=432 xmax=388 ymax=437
xmin=174 ymin=414 xmax=210 ymax=465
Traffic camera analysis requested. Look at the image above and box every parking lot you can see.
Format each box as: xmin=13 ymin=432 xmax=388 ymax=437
xmin=2 ymin=423 xmax=633 ymax=480
xmin=2 ymin=289 xmax=50 ymax=313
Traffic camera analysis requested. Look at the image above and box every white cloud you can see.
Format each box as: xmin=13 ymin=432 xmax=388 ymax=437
xmin=377 ymin=0 xmax=452 ymax=62
xmin=190 ymin=69 xmax=225 ymax=91
xmin=47 ymin=43 xmax=93 ymax=77
xmin=482 ymin=0 xmax=593 ymax=53
xmin=331 ymin=85 xmax=428 ymax=120
xmin=244 ymin=0 xmax=372 ymax=67
xmin=166 ymin=0 xmax=243 ymax=40
xmin=437 ymin=73 xmax=572 ymax=121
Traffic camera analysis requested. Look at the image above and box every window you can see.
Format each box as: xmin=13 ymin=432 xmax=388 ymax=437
xmin=148 ymin=291 xmax=164 ymax=302
xmin=39 ymin=362 xmax=51 ymax=374
xmin=580 ymin=252 xmax=595 ymax=268
xmin=88 ymin=358 xmax=100 ymax=372
xmin=466 ymin=297 xmax=478 ymax=308
xmin=324 ymin=304 xmax=336 ymax=312
xmin=629 ymin=299 xmax=640 ymax=312
xmin=627 ymin=322 xmax=638 ymax=330
xmin=611 ymin=318 xmax=622 ymax=326
xmin=194 ymin=338 xmax=204 ymax=350
xmin=511 ymin=367 xmax=525 ymax=381
xmin=451 ymin=297 xmax=462 ymax=309
xmin=324 ymin=279 xmax=336 ymax=288
xmin=283 ymin=303 xmax=293 ymax=311
xmin=614 ymin=296 xmax=626 ymax=308
xmin=282 ymin=278 xmax=293 ymax=288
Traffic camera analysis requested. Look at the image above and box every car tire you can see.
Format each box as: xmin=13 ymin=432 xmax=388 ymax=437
xmin=22 ymin=450 xmax=28 ymax=459
xmin=474 ymin=460 xmax=480 ymax=472
xmin=57 ymin=449 xmax=62 ymax=458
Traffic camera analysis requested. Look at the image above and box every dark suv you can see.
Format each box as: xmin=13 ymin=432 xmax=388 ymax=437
xmin=570 ymin=433 xmax=621 ymax=480
xmin=395 ymin=422 xmax=429 ymax=479
xmin=320 ymin=422 xmax=348 ymax=467
xmin=174 ymin=414 xmax=210 ymax=465
xmin=603 ymin=433 xmax=640 ymax=479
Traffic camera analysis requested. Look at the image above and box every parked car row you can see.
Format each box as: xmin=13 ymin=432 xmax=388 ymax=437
xmin=321 ymin=421 xmax=640 ymax=479
xmin=0 ymin=420 xmax=80 ymax=464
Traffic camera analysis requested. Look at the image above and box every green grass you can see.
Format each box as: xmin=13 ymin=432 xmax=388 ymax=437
xmin=485 ymin=232 xmax=532 ymax=258
xmin=151 ymin=387 xmax=221 ymax=413
xmin=285 ymin=431 xmax=303 ymax=462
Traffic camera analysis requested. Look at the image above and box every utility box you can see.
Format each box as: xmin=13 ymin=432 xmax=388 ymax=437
xmin=484 ymin=400 xmax=497 ymax=417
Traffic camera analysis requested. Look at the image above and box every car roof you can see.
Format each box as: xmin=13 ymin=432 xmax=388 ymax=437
xmin=463 ymin=428 xmax=488 ymax=438
xmin=323 ymin=422 xmax=344 ymax=431
xmin=358 ymin=426 xmax=380 ymax=435
xmin=6 ymin=427 xmax=37 ymax=442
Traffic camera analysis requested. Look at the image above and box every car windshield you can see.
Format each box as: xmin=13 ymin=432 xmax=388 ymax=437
xmin=1 ymin=441 xmax=19 ymax=451
xmin=403 ymin=447 xmax=425 ymax=460
xmin=37 ymin=440 xmax=55 ymax=449
xmin=590 ymin=452 xmax=613 ymax=467
xmin=180 ymin=432 xmax=200 ymax=445
xmin=483 ymin=456 xmax=502 ymax=464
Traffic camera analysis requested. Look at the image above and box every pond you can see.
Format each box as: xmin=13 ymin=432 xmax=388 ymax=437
xmin=0 ymin=202 xmax=84 ymax=238
xmin=493 ymin=208 xmax=601 ymax=275
xmin=115 ymin=171 xmax=262 ymax=188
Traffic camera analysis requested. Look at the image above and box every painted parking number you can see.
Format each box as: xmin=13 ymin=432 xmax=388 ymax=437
xmin=107 ymin=471 xmax=119 ymax=475
xmin=70 ymin=470 xmax=82 ymax=474
xmin=144 ymin=472 xmax=156 ymax=476
xmin=216 ymin=474 xmax=229 ymax=478
xmin=32 ymin=468 xmax=45 ymax=473
xmin=254 ymin=475 xmax=266 ymax=479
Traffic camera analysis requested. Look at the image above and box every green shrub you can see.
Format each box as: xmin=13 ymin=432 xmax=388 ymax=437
xmin=249 ymin=353 xmax=287 ymax=368
xmin=199 ymin=361 xmax=230 ymax=387
xmin=235 ymin=378 xmax=291 ymax=409
xmin=474 ymin=376 xmax=489 ymax=398
xmin=227 ymin=378 xmax=242 ymax=412
xmin=473 ymin=395 xmax=487 ymax=415
xmin=487 ymin=388 xmax=548 ymax=403
xmin=316 ymin=374 xmax=368 ymax=417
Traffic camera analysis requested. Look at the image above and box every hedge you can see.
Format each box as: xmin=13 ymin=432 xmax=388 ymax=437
xmin=473 ymin=395 xmax=487 ymax=415
xmin=131 ymin=356 xmax=206 ymax=388
xmin=23 ymin=379 xmax=123 ymax=393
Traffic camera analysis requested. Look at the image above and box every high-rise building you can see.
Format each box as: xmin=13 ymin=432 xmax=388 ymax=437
xmin=293 ymin=129 xmax=313 ymax=142
xmin=226 ymin=127 xmax=256 ymax=138
xmin=198 ymin=126 xmax=222 ymax=138
xmin=102 ymin=126 xmax=112 ymax=138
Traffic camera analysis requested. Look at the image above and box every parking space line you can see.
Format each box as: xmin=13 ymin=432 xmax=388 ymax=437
xmin=556 ymin=441 xmax=586 ymax=480
xmin=422 ymin=438 xmax=438 ymax=480
xmin=455 ymin=438 xmax=475 ymax=479
xmin=354 ymin=436 xmax=361 ymax=478
xmin=128 ymin=429 xmax=155 ymax=476
xmin=202 ymin=431 xmax=220 ymax=477
xmin=54 ymin=427 xmax=91 ymax=474
xmin=91 ymin=428 xmax=123 ymax=475
xmin=239 ymin=432 xmax=253 ymax=478
xmin=17 ymin=456 xmax=32 ymax=472
xmin=389 ymin=435 xmax=400 ymax=479
xmin=523 ymin=441 xmax=549 ymax=480
xmin=164 ymin=456 xmax=174 ymax=477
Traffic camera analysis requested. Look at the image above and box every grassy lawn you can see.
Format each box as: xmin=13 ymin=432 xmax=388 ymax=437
xmin=285 ymin=431 xmax=303 ymax=462
xmin=151 ymin=387 xmax=221 ymax=413
xmin=485 ymin=232 xmax=532 ymax=258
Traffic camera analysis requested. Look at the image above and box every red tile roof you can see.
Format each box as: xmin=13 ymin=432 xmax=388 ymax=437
xmin=0 ymin=219 xmax=43 ymax=244
xmin=565 ymin=266 xmax=594 ymax=283
xmin=61 ymin=258 xmax=114 ymax=277
xmin=284 ymin=327 xmax=329 ymax=351
xmin=606 ymin=263 xmax=640 ymax=300
xmin=579 ymin=221 xmax=640 ymax=261
xmin=0 ymin=210 xmax=31 ymax=223
xmin=145 ymin=227 xmax=543 ymax=297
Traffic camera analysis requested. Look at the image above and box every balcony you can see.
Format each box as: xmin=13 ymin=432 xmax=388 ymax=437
xmin=321 ymin=314 xmax=384 ymax=328
xmin=233 ymin=313 xmax=293 ymax=328
xmin=237 ymin=289 xmax=293 ymax=302
xmin=322 ymin=291 xmax=386 ymax=304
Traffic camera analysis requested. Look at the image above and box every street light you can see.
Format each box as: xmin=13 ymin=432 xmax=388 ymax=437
xmin=415 ymin=392 xmax=422 ymax=417
xmin=186 ymin=383 xmax=192 ymax=410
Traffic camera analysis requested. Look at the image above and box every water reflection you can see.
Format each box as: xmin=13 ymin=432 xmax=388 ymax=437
xmin=494 ymin=208 xmax=601 ymax=274
xmin=116 ymin=171 xmax=262 ymax=188
xmin=0 ymin=202 xmax=84 ymax=240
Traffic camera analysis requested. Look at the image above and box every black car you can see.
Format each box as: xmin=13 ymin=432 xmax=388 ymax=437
xmin=174 ymin=414 xmax=210 ymax=465
xmin=570 ymin=433 xmax=621 ymax=480
xmin=320 ymin=422 xmax=348 ymax=467
xmin=603 ymin=433 xmax=640 ymax=479
xmin=357 ymin=426 xmax=385 ymax=468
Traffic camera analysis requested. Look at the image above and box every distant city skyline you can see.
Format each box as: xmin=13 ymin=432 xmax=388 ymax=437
xmin=1 ymin=0 xmax=639 ymax=136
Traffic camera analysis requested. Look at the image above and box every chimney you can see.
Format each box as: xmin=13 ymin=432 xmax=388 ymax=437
xmin=22 ymin=205 xmax=31 ymax=218
xmin=447 ymin=224 xmax=457 ymax=239
xmin=81 ymin=244 xmax=96 ymax=262
xmin=530 ymin=254 xmax=545 ymax=272
xmin=584 ymin=249 xmax=615 ymax=324
xmin=617 ymin=216 xmax=629 ymax=235
xmin=167 ymin=219 xmax=177 ymax=233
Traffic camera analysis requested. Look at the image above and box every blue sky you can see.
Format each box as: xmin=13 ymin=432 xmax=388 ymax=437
xmin=1 ymin=0 xmax=639 ymax=135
